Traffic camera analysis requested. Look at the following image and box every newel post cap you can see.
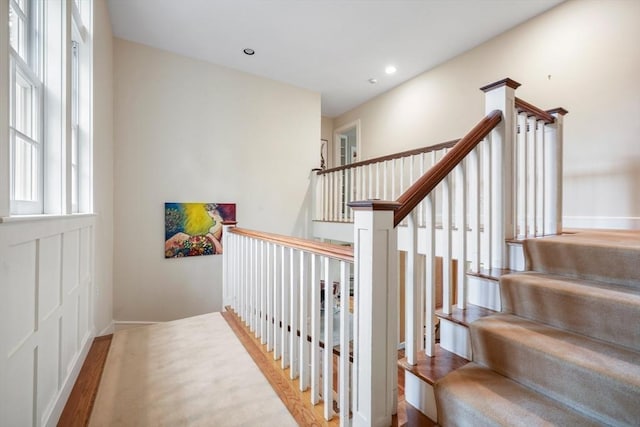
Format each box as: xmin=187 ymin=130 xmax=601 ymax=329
xmin=348 ymin=199 xmax=401 ymax=211
xmin=480 ymin=78 xmax=522 ymax=93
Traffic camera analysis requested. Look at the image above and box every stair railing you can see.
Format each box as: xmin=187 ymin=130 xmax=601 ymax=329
xmin=313 ymin=140 xmax=458 ymax=223
xmin=222 ymin=224 xmax=354 ymax=425
xmin=223 ymin=78 xmax=566 ymax=427
xmin=347 ymin=78 xmax=566 ymax=426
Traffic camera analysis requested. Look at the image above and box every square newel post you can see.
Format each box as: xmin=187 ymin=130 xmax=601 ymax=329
xmin=222 ymin=221 xmax=237 ymax=309
xmin=310 ymin=168 xmax=322 ymax=222
xmin=480 ymin=78 xmax=520 ymax=269
xmin=545 ymin=108 xmax=568 ymax=235
xmin=349 ymin=199 xmax=401 ymax=427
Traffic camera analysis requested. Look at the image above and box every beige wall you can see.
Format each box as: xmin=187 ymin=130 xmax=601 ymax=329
xmin=113 ymin=39 xmax=320 ymax=321
xmin=334 ymin=0 xmax=640 ymax=225
xmin=92 ymin=0 xmax=114 ymax=334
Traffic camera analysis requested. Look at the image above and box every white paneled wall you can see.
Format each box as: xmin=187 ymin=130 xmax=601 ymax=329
xmin=0 ymin=215 xmax=95 ymax=427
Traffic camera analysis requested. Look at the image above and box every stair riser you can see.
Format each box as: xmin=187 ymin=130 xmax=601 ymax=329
xmin=439 ymin=319 xmax=472 ymax=360
xmin=467 ymin=275 xmax=501 ymax=312
xmin=471 ymin=321 xmax=640 ymax=426
xmin=501 ymin=274 xmax=640 ymax=352
xmin=404 ymin=371 xmax=438 ymax=422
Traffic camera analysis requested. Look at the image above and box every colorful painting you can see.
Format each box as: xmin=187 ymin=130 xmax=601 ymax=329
xmin=164 ymin=202 xmax=236 ymax=258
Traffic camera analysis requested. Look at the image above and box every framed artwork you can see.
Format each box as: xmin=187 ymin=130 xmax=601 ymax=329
xmin=164 ymin=202 xmax=236 ymax=258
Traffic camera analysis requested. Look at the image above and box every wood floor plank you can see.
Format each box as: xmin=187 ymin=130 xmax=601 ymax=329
xmin=58 ymin=335 xmax=113 ymax=427
xmin=223 ymin=309 xmax=336 ymax=426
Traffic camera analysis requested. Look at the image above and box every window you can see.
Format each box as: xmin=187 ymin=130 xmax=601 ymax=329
xmin=4 ymin=0 xmax=92 ymax=216
xmin=71 ymin=40 xmax=79 ymax=212
xmin=9 ymin=0 xmax=43 ymax=214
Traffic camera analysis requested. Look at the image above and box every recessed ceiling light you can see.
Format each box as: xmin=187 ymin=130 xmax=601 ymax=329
xmin=385 ymin=65 xmax=397 ymax=75
xmin=368 ymin=78 xmax=378 ymax=84
xmin=243 ymin=48 xmax=255 ymax=56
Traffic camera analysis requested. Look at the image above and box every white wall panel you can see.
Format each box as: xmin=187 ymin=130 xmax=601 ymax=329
xmin=37 ymin=319 xmax=59 ymax=425
xmin=5 ymin=345 xmax=36 ymax=426
xmin=62 ymin=230 xmax=80 ymax=296
xmin=1 ymin=216 xmax=97 ymax=426
xmin=60 ymin=297 xmax=79 ymax=380
xmin=5 ymin=241 xmax=37 ymax=354
xmin=39 ymin=235 xmax=62 ymax=322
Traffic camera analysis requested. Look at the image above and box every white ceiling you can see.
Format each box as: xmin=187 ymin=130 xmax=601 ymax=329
xmin=107 ymin=0 xmax=563 ymax=117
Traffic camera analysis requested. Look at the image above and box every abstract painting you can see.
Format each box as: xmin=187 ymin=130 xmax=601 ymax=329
xmin=164 ymin=202 xmax=236 ymax=258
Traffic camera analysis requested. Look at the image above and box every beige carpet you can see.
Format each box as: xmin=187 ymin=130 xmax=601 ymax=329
xmin=89 ymin=313 xmax=297 ymax=427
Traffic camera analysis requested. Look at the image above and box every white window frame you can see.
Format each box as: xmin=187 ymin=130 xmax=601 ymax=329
xmin=8 ymin=0 xmax=44 ymax=214
xmin=2 ymin=0 xmax=93 ymax=217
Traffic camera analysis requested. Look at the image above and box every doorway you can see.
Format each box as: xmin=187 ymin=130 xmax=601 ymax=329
xmin=334 ymin=121 xmax=360 ymax=216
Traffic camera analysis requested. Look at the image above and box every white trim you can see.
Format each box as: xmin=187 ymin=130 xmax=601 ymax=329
xmin=0 ymin=212 xmax=95 ymax=223
xmin=333 ymin=119 xmax=361 ymax=168
xmin=563 ymin=216 xmax=640 ymax=230
xmin=43 ymin=331 xmax=94 ymax=427
xmin=97 ymin=321 xmax=115 ymax=336
xmin=113 ymin=320 xmax=162 ymax=332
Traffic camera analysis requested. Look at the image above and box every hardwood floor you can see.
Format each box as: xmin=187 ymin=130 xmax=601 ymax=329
xmin=58 ymin=335 xmax=113 ymax=427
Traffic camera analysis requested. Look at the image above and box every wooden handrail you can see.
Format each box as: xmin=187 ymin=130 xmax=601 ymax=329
xmin=393 ymin=110 xmax=503 ymax=226
xmin=317 ymin=139 xmax=459 ymax=175
xmin=515 ymin=97 xmax=555 ymax=124
xmin=229 ymin=227 xmax=354 ymax=262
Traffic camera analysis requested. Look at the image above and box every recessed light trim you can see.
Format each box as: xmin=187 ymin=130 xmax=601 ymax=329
xmin=385 ymin=65 xmax=397 ymax=75
xmin=368 ymin=78 xmax=378 ymax=84
xmin=243 ymin=48 xmax=255 ymax=56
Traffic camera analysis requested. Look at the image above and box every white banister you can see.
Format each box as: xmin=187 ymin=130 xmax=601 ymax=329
xmin=545 ymin=109 xmax=567 ymax=235
xmin=482 ymin=79 xmax=518 ymax=269
xmin=349 ymin=200 xmax=399 ymax=427
xmin=405 ymin=211 xmax=420 ymax=365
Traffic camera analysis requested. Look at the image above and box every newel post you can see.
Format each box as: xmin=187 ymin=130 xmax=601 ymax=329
xmin=310 ymin=168 xmax=322 ymax=222
xmin=545 ymin=108 xmax=568 ymax=235
xmin=480 ymin=78 xmax=520 ymax=269
xmin=222 ymin=221 xmax=237 ymax=309
xmin=349 ymin=199 xmax=400 ymax=427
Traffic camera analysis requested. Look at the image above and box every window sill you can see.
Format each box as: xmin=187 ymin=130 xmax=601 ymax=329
xmin=0 ymin=212 xmax=96 ymax=224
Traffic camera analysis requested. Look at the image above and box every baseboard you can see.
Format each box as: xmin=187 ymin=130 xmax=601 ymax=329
xmin=113 ymin=320 xmax=160 ymax=331
xmin=563 ymin=216 xmax=640 ymax=230
xmin=98 ymin=321 xmax=115 ymax=336
xmin=44 ymin=333 xmax=94 ymax=427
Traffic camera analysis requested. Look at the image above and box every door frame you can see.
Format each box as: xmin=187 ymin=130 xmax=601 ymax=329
xmin=333 ymin=119 xmax=361 ymax=168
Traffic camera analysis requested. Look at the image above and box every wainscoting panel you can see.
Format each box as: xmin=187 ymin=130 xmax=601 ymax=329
xmin=0 ymin=215 xmax=96 ymax=427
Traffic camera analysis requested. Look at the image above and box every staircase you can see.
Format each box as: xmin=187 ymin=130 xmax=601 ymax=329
xmin=435 ymin=230 xmax=640 ymax=426
xmin=223 ymin=77 xmax=640 ymax=426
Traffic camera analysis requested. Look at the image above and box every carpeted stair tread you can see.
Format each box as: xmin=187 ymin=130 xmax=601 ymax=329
xmin=434 ymin=363 xmax=602 ymax=427
xmin=500 ymin=271 xmax=640 ymax=351
xmin=470 ymin=314 xmax=640 ymax=426
xmin=524 ymin=230 xmax=640 ymax=289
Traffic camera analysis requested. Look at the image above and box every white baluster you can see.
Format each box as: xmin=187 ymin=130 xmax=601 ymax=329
xmin=311 ymin=254 xmax=321 ymax=404
xmin=481 ymin=138 xmax=492 ymax=270
xmin=516 ymin=113 xmax=526 ymax=238
xmin=469 ymin=148 xmax=481 ymax=273
xmin=289 ymin=248 xmax=299 ymax=379
xmin=266 ymin=242 xmax=273 ymax=352
xmin=323 ymin=256 xmax=334 ymax=420
xmin=455 ymin=163 xmax=467 ymax=310
xmin=383 ymin=161 xmax=388 ymax=200
xmin=273 ymin=243 xmax=281 ymax=360
xmin=424 ymin=195 xmax=436 ymax=357
xmin=536 ymin=119 xmax=545 ymax=236
xmin=299 ymin=251 xmax=310 ymax=391
xmin=260 ymin=240 xmax=266 ymax=342
xmin=281 ymin=245 xmax=289 ymax=369
xmin=442 ymin=176 xmax=453 ymax=314
xmin=406 ymin=211 xmax=420 ymax=365
xmin=339 ymin=260 xmax=351 ymax=426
